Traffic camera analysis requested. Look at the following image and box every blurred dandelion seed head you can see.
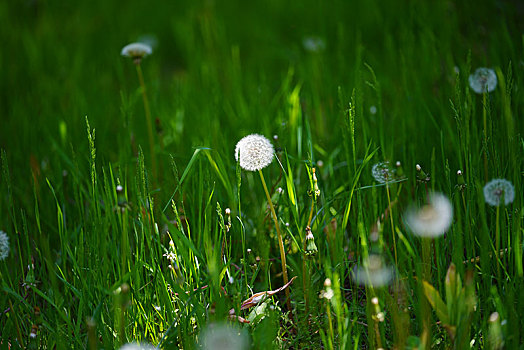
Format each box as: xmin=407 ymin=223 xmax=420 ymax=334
xmin=235 ymin=134 xmax=274 ymax=171
xmin=121 ymin=42 xmax=153 ymax=61
xmin=483 ymin=179 xmax=515 ymax=206
xmin=200 ymin=323 xmax=249 ymax=350
xmin=302 ymin=36 xmax=326 ymax=53
xmin=0 ymin=231 xmax=9 ymax=261
xmin=352 ymin=254 xmax=394 ymax=287
xmin=469 ymin=67 xmax=497 ymax=94
xmin=405 ymin=192 xmax=453 ymax=237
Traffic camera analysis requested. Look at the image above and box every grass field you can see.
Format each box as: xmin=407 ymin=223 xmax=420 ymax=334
xmin=1 ymin=0 xmax=523 ymax=348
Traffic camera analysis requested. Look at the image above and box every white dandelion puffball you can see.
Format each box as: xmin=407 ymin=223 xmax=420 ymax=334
xmin=119 ymin=343 xmax=156 ymax=350
xmin=0 ymin=231 xmax=9 ymax=261
xmin=372 ymin=161 xmax=395 ymax=184
xmin=200 ymin=323 xmax=249 ymax=350
xmin=405 ymin=192 xmax=453 ymax=238
xmin=469 ymin=67 xmax=497 ymax=94
xmin=483 ymin=179 xmax=515 ymax=206
xmin=235 ymin=134 xmax=274 ymax=171
xmin=121 ymin=42 xmax=153 ymax=59
xmin=352 ymin=254 xmax=394 ymax=287
xmin=302 ymin=36 xmax=326 ymax=53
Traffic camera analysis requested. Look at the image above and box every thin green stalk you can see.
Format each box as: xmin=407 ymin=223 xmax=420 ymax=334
xmin=482 ymin=92 xmax=488 ymax=182
xmin=386 ymin=184 xmax=398 ymax=267
xmin=8 ymin=299 xmax=25 ymax=349
xmin=258 ymin=169 xmax=292 ymax=314
xmin=135 ymin=63 xmax=157 ymax=181
xmin=495 ymin=205 xmax=501 ymax=278
xmin=326 ymin=301 xmax=335 ymax=350
xmin=421 ymin=237 xmax=432 ymax=349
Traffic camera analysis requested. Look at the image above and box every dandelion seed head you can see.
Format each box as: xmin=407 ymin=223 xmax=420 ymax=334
xmin=234 ymin=134 xmax=274 ymax=172
xmin=372 ymin=161 xmax=393 ymax=183
xmin=352 ymin=254 xmax=394 ymax=287
xmin=405 ymin=192 xmax=453 ymax=238
xmin=200 ymin=323 xmax=249 ymax=350
xmin=469 ymin=67 xmax=497 ymax=94
xmin=372 ymin=161 xmax=403 ymax=184
xmin=121 ymin=42 xmax=153 ymax=60
xmin=483 ymin=179 xmax=515 ymax=206
xmin=0 ymin=231 xmax=9 ymax=261
xmin=302 ymin=36 xmax=326 ymax=53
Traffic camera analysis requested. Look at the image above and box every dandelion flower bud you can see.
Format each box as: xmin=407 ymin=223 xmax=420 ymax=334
xmin=415 ymin=164 xmax=430 ymax=182
xmin=0 ymin=230 xmax=9 ymax=261
xmin=469 ymin=67 xmax=497 ymax=94
xmin=483 ymin=179 xmax=515 ymax=206
xmin=456 ymin=170 xmax=466 ymax=191
xmin=305 ymin=226 xmax=318 ymax=257
xmin=121 ymin=42 xmax=153 ymax=64
xmin=405 ymin=192 xmax=453 ymax=238
xmin=234 ymin=134 xmax=274 ymax=172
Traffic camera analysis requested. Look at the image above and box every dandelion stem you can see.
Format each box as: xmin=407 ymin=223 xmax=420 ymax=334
xmin=495 ymin=204 xmax=501 ymax=278
xmin=303 ymin=196 xmax=316 ymax=314
xmin=135 ymin=63 xmax=157 ymax=181
xmin=386 ymin=184 xmax=398 ymax=267
xmin=421 ymin=237 xmax=432 ymax=347
xmin=482 ymin=92 xmax=488 ymax=182
xmin=258 ymin=169 xmax=292 ymax=315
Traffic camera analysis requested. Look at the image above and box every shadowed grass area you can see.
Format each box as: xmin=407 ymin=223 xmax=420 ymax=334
xmin=0 ymin=0 xmax=523 ymax=348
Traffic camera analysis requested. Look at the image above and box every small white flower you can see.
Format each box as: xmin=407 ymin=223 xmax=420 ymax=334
xmin=121 ymin=42 xmax=153 ymax=60
xmin=352 ymin=254 xmax=394 ymax=287
xmin=483 ymin=179 xmax=515 ymax=206
xmin=234 ymin=134 xmax=274 ymax=172
xmin=370 ymin=105 xmax=377 ymax=115
xmin=469 ymin=67 xmax=497 ymax=94
xmin=405 ymin=192 xmax=453 ymax=238
xmin=0 ymin=231 xmax=9 ymax=261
